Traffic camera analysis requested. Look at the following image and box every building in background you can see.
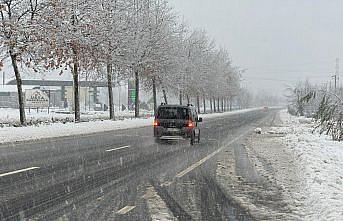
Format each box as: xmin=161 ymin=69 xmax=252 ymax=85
xmin=0 ymin=85 xmax=36 ymax=108
xmin=0 ymin=79 xmax=133 ymax=112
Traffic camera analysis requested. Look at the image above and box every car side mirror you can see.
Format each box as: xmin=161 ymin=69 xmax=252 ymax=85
xmin=197 ymin=117 xmax=203 ymax=122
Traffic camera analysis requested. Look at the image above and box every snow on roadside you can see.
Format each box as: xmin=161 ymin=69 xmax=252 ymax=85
xmin=0 ymin=107 xmax=265 ymax=145
xmin=199 ymin=107 xmax=263 ymax=119
xmin=0 ymin=117 xmax=153 ymax=144
xmin=277 ymin=110 xmax=343 ymax=220
xmin=0 ymin=108 xmax=152 ymax=126
xmin=143 ymin=185 xmax=177 ymax=221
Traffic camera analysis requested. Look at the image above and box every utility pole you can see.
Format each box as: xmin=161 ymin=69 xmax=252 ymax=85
xmin=332 ymin=58 xmax=339 ymax=91
xmin=336 ymin=58 xmax=340 ymax=89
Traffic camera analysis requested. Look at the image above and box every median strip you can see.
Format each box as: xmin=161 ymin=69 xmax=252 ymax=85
xmin=0 ymin=167 xmax=40 ymax=178
xmin=106 ymin=145 xmax=131 ymax=152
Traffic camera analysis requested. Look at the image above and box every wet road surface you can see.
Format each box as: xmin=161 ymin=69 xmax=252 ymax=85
xmin=0 ymin=109 xmax=274 ymax=220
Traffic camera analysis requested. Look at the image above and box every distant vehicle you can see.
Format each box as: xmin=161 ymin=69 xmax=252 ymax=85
xmin=154 ymin=104 xmax=202 ymax=145
xmin=94 ymin=103 xmax=103 ymax=111
xmin=263 ymin=106 xmax=269 ymax=111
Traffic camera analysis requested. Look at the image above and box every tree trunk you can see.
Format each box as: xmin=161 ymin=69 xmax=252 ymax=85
xmin=72 ymin=48 xmax=80 ymax=123
xmin=186 ymin=94 xmax=190 ymax=105
xmin=10 ymin=52 xmax=26 ymax=125
xmin=213 ymin=97 xmax=216 ymax=112
xmin=203 ymin=96 xmax=206 ymax=114
xmin=210 ymin=98 xmax=213 ymax=113
xmin=196 ymin=94 xmax=200 ymax=113
xmin=135 ymin=69 xmax=140 ymax=118
xmin=221 ymin=99 xmax=225 ymax=112
xmin=220 ymin=98 xmax=222 ymax=112
xmin=179 ymin=90 xmax=183 ymax=105
xmin=223 ymin=99 xmax=226 ymax=112
xmin=162 ymin=89 xmax=168 ymax=104
xmin=73 ymin=60 xmax=80 ymax=122
xmin=152 ymin=77 xmax=157 ymax=115
xmin=107 ymin=63 xmax=114 ymax=120
xmin=217 ymin=98 xmax=220 ymax=112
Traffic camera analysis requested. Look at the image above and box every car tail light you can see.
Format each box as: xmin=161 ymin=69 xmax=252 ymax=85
xmin=153 ymin=119 xmax=159 ymax=127
xmin=187 ymin=120 xmax=194 ymax=128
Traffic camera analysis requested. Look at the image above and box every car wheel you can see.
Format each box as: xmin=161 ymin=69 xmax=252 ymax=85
xmin=190 ymin=132 xmax=195 ymax=145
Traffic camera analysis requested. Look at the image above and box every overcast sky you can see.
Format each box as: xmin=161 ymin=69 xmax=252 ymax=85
xmin=168 ymin=0 xmax=343 ymax=96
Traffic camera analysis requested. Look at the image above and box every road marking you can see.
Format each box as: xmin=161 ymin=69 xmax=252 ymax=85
xmin=161 ymin=181 xmax=173 ymax=187
xmin=116 ymin=206 xmax=136 ymax=215
xmin=207 ymin=138 xmax=218 ymax=141
xmin=0 ymin=167 xmax=40 ymax=178
xmin=106 ymin=145 xmax=131 ymax=152
xmin=175 ymin=133 xmax=247 ymax=179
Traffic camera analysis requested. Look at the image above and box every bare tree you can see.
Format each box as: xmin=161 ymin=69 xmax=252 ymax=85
xmin=0 ymin=0 xmax=46 ymax=125
xmin=36 ymin=0 xmax=99 ymax=122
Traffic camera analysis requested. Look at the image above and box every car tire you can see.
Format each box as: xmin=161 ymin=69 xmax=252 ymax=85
xmin=190 ymin=132 xmax=195 ymax=146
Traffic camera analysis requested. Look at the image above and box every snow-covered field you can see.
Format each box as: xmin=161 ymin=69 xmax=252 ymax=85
xmin=0 ymin=108 xmax=153 ymax=125
xmin=277 ymin=110 xmax=343 ymax=220
xmin=0 ymin=107 xmax=264 ymax=145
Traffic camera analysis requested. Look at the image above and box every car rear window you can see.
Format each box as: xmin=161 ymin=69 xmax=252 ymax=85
xmin=157 ymin=107 xmax=189 ymax=119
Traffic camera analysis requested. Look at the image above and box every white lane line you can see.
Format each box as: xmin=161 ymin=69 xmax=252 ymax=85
xmin=116 ymin=206 xmax=136 ymax=215
xmin=161 ymin=181 xmax=173 ymax=187
xmin=0 ymin=167 xmax=40 ymax=178
xmin=106 ymin=145 xmax=131 ymax=152
xmin=175 ymin=133 xmax=246 ymax=179
xmin=207 ymin=138 xmax=218 ymax=141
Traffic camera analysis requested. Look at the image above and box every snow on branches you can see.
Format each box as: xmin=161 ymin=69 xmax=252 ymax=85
xmin=1 ymin=0 xmax=243 ymax=122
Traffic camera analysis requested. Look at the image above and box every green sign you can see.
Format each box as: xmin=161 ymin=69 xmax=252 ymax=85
xmin=128 ymin=80 xmax=136 ymax=110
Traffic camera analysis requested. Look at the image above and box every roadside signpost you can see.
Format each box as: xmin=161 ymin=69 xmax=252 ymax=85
xmin=128 ymin=79 xmax=136 ymax=111
xmin=25 ymin=89 xmax=49 ymax=113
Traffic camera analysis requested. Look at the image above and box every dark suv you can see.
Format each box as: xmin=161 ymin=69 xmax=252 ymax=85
xmin=153 ymin=104 xmax=202 ymax=145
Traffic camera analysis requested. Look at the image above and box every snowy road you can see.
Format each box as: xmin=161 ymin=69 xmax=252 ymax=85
xmin=0 ymin=109 xmax=275 ymax=221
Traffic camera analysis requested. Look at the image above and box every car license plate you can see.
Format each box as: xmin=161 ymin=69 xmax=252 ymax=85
xmin=167 ymin=128 xmax=179 ymax=132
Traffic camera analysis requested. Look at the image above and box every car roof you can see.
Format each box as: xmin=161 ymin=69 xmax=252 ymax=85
xmin=158 ymin=104 xmax=192 ymax=109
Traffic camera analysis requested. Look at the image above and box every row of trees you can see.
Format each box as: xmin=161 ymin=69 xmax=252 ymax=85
xmin=1 ymin=0 xmax=242 ymax=125
xmin=289 ymin=81 xmax=343 ymax=141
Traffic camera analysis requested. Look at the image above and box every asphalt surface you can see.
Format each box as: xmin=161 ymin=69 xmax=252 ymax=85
xmin=0 ymin=109 xmax=274 ymax=221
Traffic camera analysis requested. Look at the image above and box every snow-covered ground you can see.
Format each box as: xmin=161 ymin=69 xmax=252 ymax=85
xmin=143 ymin=185 xmax=177 ymax=221
xmin=0 ymin=107 xmax=262 ymax=125
xmin=215 ymin=109 xmax=343 ymax=220
xmin=199 ymin=107 xmax=262 ymax=119
xmin=0 ymin=117 xmax=153 ymax=145
xmin=0 ymin=108 xmax=153 ymax=125
xmin=0 ymin=107 xmax=264 ymax=145
xmin=276 ymin=110 xmax=343 ymax=220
